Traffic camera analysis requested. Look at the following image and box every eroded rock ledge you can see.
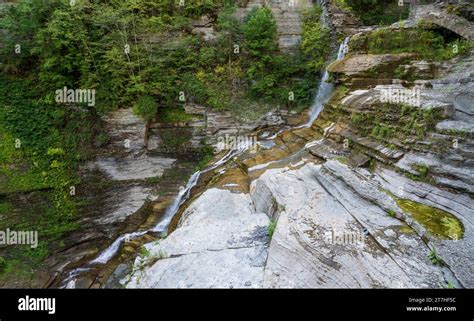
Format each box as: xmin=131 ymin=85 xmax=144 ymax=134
xmin=121 ymin=2 xmax=473 ymax=289
xmin=124 ymin=158 xmax=471 ymax=288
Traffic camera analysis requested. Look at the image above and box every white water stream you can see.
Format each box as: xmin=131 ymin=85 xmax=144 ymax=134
xmin=62 ymin=37 xmax=350 ymax=288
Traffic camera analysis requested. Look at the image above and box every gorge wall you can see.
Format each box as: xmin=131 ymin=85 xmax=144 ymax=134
xmin=121 ymin=2 xmax=473 ymax=289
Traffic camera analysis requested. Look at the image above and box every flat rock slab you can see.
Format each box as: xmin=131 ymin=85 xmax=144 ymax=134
xmin=125 ymin=189 xmax=270 ymax=288
xmin=257 ymin=162 xmax=448 ymax=288
xmin=328 ymin=53 xmax=414 ymax=76
xmin=87 ymin=156 xmax=176 ymax=181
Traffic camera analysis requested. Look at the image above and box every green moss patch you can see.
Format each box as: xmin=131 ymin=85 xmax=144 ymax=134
xmin=159 ymin=108 xmax=194 ymax=124
xmin=396 ymin=199 xmax=464 ymax=240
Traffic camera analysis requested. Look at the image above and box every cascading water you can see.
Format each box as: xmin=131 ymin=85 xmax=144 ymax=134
xmin=62 ymin=144 xmax=246 ymax=288
xmin=304 ymin=36 xmax=349 ymax=127
xmin=266 ymin=36 xmax=350 ymax=140
xmin=62 ymin=37 xmax=351 ymax=288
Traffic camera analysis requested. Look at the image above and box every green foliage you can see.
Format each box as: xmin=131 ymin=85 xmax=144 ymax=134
xmin=138 ymin=246 xmax=150 ymax=258
xmin=161 ymin=130 xmax=190 ymax=147
xmin=133 ymin=95 xmax=158 ymax=122
xmin=301 ymin=6 xmax=331 ymax=73
xmin=242 ymin=7 xmax=279 ymax=98
xmin=243 ymin=7 xmax=278 ymax=57
xmin=357 ymin=28 xmax=471 ymax=61
xmin=0 ymin=256 xmax=5 ymax=272
xmin=370 ymin=123 xmax=394 ymax=140
xmin=339 ymin=0 xmax=409 ymax=25
xmin=146 ymin=176 xmax=160 ymax=185
xmin=268 ymin=219 xmax=277 ymax=238
xmin=0 ymin=0 xmax=60 ymax=74
xmin=351 ymin=113 xmax=366 ymax=125
xmin=239 ymin=7 xmax=318 ymax=107
xmin=2 ymin=0 xmax=326 ymax=120
xmin=95 ymin=132 xmax=111 ymax=148
xmin=160 ymin=108 xmax=194 ymax=123
xmin=0 ymin=202 xmax=12 ymax=215
xmin=428 ymin=249 xmax=441 ymax=265
xmin=387 ymin=209 xmax=396 ymax=218
xmin=196 ymin=144 xmax=214 ymax=170
xmin=413 ymin=163 xmax=429 ymax=178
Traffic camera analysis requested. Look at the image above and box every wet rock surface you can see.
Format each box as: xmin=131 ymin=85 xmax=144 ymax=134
xmin=48 ymin=2 xmax=474 ymax=289
xmin=125 ymin=189 xmax=270 ymax=288
xmin=123 ymin=7 xmax=473 ymax=288
xmin=49 ymin=108 xmax=200 ymax=287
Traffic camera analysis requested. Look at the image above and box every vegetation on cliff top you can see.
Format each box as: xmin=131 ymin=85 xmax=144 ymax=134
xmin=336 ymin=0 xmax=409 ymax=25
xmin=351 ymin=27 xmax=471 ymax=61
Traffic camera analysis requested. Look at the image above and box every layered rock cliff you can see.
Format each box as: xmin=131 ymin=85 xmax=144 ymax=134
xmin=121 ymin=2 xmax=473 ymax=289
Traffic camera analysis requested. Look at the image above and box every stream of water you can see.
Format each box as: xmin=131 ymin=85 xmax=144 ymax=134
xmin=267 ymin=36 xmax=349 ymax=140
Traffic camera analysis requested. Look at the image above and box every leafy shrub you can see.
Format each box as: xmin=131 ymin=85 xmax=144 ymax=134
xmin=340 ymin=0 xmax=409 ymax=25
xmin=355 ymin=28 xmax=471 ymax=61
xmin=428 ymin=249 xmax=441 ymax=265
xmin=133 ymin=96 xmax=158 ymax=123
xmin=243 ymin=7 xmax=278 ymax=57
xmin=0 ymin=257 xmax=6 ymax=272
xmin=301 ymin=6 xmax=331 ymax=73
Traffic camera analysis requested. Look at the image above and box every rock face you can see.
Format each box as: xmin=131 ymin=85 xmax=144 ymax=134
xmin=125 ymin=189 xmax=270 ymax=288
xmin=260 ymin=162 xmax=457 ymax=288
xmin=85 ymin=108 xmax=176 ymax=226
xmin=191 ymin=15 xmax=216 ymax=42
xmin=122 ymin=4 xmax=474 ymax=288
xmin=149 ymin=103 xmax=294 ymax=152
xmin=52 ymin=107 xmax=199 ymax=288
xmin=323 ymin=0 xmax=364 ymax=37
xmin=408 ymin=3 xmax=474 ymax=40
xmin=328 ymin=53 xmax=415 ymax=83
xmin=124 ymin=159 xmax=470 ymax=288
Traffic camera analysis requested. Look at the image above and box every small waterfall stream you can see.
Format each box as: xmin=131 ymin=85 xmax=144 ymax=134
xmin=267 ymin=36 xmax=349 ymax=139
xmin=304 ymin=36 xmax=349 ymax=126
xmin=62 ymin=146 xmax=245 ymax=287
xmin=61 ymin=37 xmax=351 ymax=288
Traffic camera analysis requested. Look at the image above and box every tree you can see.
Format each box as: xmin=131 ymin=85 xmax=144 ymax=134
xmin=300 ymin=7 xmax=331 ymax=73
xmin=132 ymin=95 xmax=158 ymax=148
xmin=216 ymin=3 xmax=240 ymax=66
xmin=242 ymin=7 xmax=280 ymax=99
xmin=242 ymin=7 xmax=278 ymax=58
xmin=0 ymin=0 xmax=60 ymax=74
xmin=133 ymin=95 xmax=157 ymax=123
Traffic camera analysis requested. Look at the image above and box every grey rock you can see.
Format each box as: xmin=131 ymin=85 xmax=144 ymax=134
xmin=125 ymin=189 xmax=270 ymax=288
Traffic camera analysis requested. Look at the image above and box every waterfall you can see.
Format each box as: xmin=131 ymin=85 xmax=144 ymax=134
xmin=61 ymin=37 xmax=351 ymax=289
xmin=82 ymin=37 xmax=351 ymax=270
xmin=303 ymin=36 xmax=350 ymax=127
xmin=151 ymin=148 xmax=238 ymax=233
xmin=267 ymin=36 xmax=350 ymax=140
xmin=62 ymin=146 xmax=245 ymax=288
